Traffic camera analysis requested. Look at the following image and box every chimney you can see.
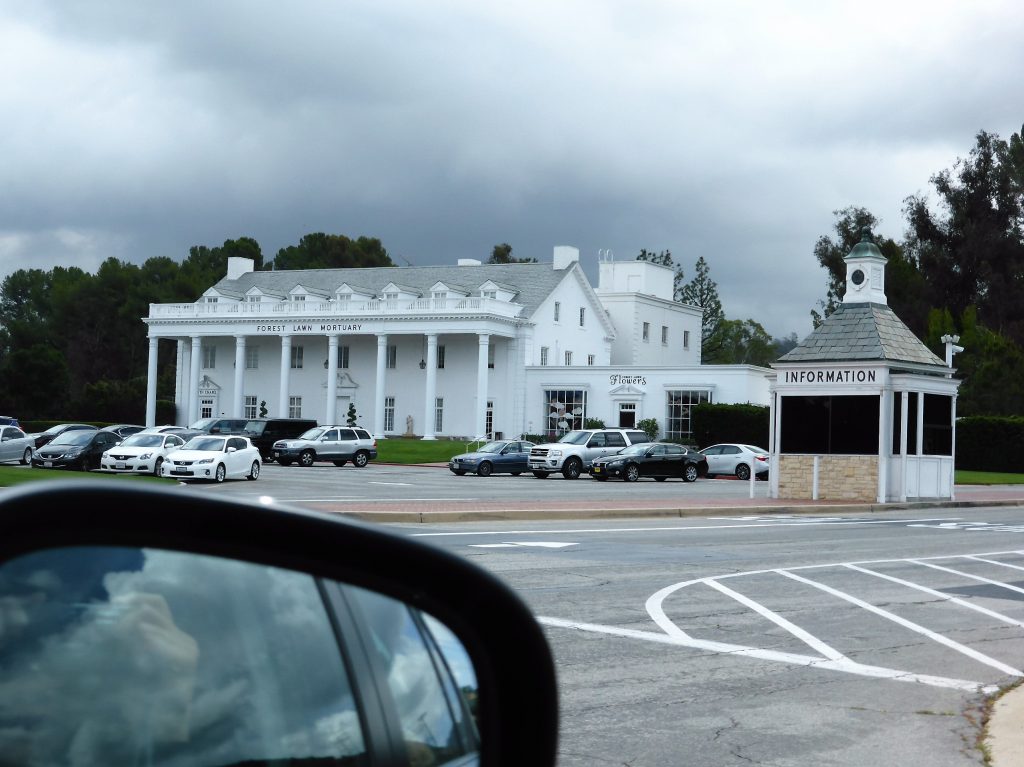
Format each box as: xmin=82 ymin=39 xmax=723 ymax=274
xmin=226 ymin=257 xmax=255 ymax=279
xmin=553 ymin=246 xmax=580 ymax=270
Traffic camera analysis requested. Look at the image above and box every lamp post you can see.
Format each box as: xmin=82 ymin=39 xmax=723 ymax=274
xmin=940 ymin=334 xmax=964 ymax=370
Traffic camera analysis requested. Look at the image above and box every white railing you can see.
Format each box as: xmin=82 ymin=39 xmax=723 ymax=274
xmin=148 ymin=297 xmax=524 ymax=320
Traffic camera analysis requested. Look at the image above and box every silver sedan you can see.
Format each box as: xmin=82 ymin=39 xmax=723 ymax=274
xmin=0 ymin=425 xmax=34 ymax=465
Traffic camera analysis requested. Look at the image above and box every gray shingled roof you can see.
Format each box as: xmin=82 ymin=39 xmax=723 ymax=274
xmin=213 ymin=262 xmax=570 ymax=316
xmin=777 ymin=302 xmax=945 ymax=367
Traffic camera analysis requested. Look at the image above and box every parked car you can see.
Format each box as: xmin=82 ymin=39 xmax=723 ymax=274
xmin=272 ymin=426 xmax=377 ymax=467
xmin=528 ymin=428 xmax=652 ymax=479
xmin=0 ymin=482 xmax=558 ymax=767
xmin=0 ymin=425 xmax=34 ymax=465
xmin=189 ymin=417 xmax=251 ymax=435
xmin=31 ymin=429 xmax=121 ymax=471
xmin=30 ymin=423 xmax=97 ymax=450
xmin=141 ymin=425 xmax=202 ymax=438
xmin=0 ymin=415 xmax=19 ymax=426
xmin=700 ymin=443 xmax=770 ymax=480
xmin=243 ymin=417 xmax=318 ymax=461
xmin=449 ymin=440 xmax=535 ymax=476
xmin=100 ymin=423 xmax=147 ymax=440
xmin=589 ymin=442 xmax=708 ymax=482
xmin=162 ymin=435 xmax=261 ymax=482
xmin=101 ymin=431 xmax=188 ymax=475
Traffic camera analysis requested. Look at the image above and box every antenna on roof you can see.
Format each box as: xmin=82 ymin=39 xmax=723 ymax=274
xmin=598 ymin=249 xmax=614 ymax=263
xmin=397 ymin=253 xmax=413 ymax=266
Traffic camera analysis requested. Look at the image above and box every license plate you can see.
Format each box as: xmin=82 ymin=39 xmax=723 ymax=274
xmin=272 ymin=451 xmax=280 ymax=458
xmin=171 ymin=469 xmax=193 ymax=476
xmin=115 ymin=462 xmax=127 ymax=470
xmin=592 ymin=466 xmax=602 ymax=473
xmin=44 ymin=461 xmax=52 ymax=468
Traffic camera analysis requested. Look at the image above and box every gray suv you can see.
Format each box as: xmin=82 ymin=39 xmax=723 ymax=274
xmin=272 ymin=426 xmax=377 ymax=468
xmin=528 ymin=428 xmax=652 ymax=479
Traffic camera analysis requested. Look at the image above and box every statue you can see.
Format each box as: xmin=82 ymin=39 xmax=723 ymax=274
xmin=405 ymin=415 xmax=414 ymax=436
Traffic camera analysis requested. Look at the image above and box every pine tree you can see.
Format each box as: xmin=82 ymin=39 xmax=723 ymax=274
xmin=680 ymin=256 xmax=724 ymax=346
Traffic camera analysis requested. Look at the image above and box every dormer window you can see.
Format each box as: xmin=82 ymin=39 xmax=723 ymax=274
xmin=337 ymin=293 xmax=350 ymax=303
xmin=246 ymin=295 xmax=260 ymax=304
xmin=384 ymin=292 xmax=398 ymax=301
xmin=482 ymin=290 xmax=497 ymax=299
xmin=205 ymin=297 xmax=218 ymax=304
xmin=292 ymin=295 xmax=306 ymax=302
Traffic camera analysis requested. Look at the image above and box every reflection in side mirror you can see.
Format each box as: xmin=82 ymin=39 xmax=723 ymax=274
xmin=0 ymin=546 xmax=480 ymax=765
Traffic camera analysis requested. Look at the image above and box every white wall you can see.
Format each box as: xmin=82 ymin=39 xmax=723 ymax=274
xmin=530 ymin=268 xmax=614 ymax=367
xmin=600 ymin=293 xmax=702 ymax=366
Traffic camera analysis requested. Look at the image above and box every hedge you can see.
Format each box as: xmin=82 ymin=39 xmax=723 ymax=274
xmin=955 ymin=416 xmax=1024 ymax=472
xmin=691 ymin=403 xmax=770 ymax=450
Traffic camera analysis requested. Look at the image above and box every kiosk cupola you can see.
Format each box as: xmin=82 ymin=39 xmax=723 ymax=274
xmin=843 ymin=228 xmax=887 ymax=305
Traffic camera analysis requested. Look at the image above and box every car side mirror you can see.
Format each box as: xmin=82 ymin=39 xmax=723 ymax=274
xmin=226 ymin=447 xmax=237 ymax=453
xmin=0 ymin=483 xmax=558 ymax=767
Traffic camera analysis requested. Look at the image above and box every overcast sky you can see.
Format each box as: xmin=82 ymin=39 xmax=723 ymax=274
xmin=1 ymin=1 xmax=1022 ymax=338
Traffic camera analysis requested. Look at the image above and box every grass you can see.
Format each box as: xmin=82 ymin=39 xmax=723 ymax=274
xmin=375 ymin=437 xmax=485 ymax=464
xmin=0 ymin=465 xmax=172 ymax=487
xmin=955 ymin=470 xmax=1024 ymax=485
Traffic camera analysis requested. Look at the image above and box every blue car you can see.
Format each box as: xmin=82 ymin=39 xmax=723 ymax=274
xmin=448 ymin=440 xmax=534 ymax=477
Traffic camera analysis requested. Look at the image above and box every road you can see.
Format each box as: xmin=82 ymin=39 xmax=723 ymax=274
xmin=185 ymin=464 xmax=1024 ymax=765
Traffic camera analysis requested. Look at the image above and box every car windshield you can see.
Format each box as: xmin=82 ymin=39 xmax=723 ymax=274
xmin=742 ymin=445 xmax=768 ymax=453
xmin=50 ymin=431 xmax=94 ymax=447
xmin=189 ymin=419 xmax=217 ymax=430
xmin=121 ymin=434 xmax=165 ymax=448
xmin=299 ymin=428 xmax=326 ymax=440
xmin=477 ymin=442 xmax=507 ymax=454
xmin=557 ymin=431 xmax=591 ymax=445
xmin=182 ymin=437 xmax=227 ymax=452
xmin=41 ymin=425 xmax=72 ymax=436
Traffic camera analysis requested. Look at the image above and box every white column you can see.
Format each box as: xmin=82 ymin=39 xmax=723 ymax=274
xmin=175 ymin=339 xmax=186 ymax=425
xmin=233 ymin=335 xmax=246 ymax=418
xmin=325 ymin=335 xmax=339 ymax=424
xmin=915 ymin=391 xmax=925 ymax=456
xmin=899 ymin=391 xmax=909 ymax=502
xmin=145 ymin=337 xmax=159 ymax=427
xmin=374 ymin=334 xmax=388 ymax=438
xmin=279 ymin=335 xmax=292 ymax=417
xmin=476 ymin=334 xmax=490 ymax=439
xmin=423 ymin=334 xmax=438 ymax=439
xmin=768 ymin=389 xmax=779 ymax=499
xmin=877 ymin=389 xmax=891 ymax=504
xmin=950 ymin=394 xmax=958 ymax=500
xmin=188 ymin=336 xmax=202 ymax=425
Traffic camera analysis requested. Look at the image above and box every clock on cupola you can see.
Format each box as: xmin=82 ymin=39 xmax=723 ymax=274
xmin=843 ymin=228 xmax=888 ymax=305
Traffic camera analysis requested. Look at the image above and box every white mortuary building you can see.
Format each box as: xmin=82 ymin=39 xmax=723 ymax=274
xmin=142 ymin=246 xmax=771 ymax=441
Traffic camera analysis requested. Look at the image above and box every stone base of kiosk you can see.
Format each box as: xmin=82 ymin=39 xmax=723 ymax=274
xmin=777 ymin=455 xmax=878 ymax=502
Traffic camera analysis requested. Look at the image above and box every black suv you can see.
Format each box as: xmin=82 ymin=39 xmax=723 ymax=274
xmin=243 ymin=418 xmax=319 ymax=461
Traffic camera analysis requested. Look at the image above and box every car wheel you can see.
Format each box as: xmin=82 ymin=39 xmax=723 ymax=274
xmin=594 ymin=476 xmax=608 ymax=482
xmin=278 ymin=459 xmax=293 ymax=466
xmin=153 ymin=457 xmax=164 ymax=477
xmin=683 ymin=464 xmax=699 ymax=483
xmin=654 ymin=476 xmax=667 ymax=482
xmin=735 ymin=463 xmax=751 ymax=481
xmin=20 ymin=448 xmax=31 ymax=465
xmin=215 ymin=463 xmax=227 ymax=483
xmin=247 ymin=461 xmax=260 ymax=480
xmin=532 ymin=471 xmax=549 ymax=479
xmin=333 ymin=460 xmax=347 ymax=467
xmin=477 ymin=461 xmax=493 ymax=477
xmin=453 ymin=469 xmax=467 ymax=476
xmin=352 ymin=451 xmax=369 ymax=468
xmin=299 ymin=450 xmax=315 ymax=468
xmin=561 ymin=457 xmax=582 ymax=480
xmin=511 ymin=471 xmax=522 ymax=476
xmin=624 ymin=464 xmax=640 ymax=483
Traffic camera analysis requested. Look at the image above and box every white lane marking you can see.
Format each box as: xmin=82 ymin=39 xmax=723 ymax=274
xmin=777 ymin=569 xmax=1024 ymax=677
xmin=908 ymin=560 xmax=1024 ymax=596
xmin=909 ymin=522 xmax=1024 ymax=533
xmin=468 ymin=542 xmax=578 ymax=549
xmin=295 ymin=497 xmax=467 ymax=503
xmin=409 ymin=517 xmax=961 ymax=537
xmin=538 ymin=617 xmax=997 ymax=693
xmin=368 ymin=481 xmax=413 ymax=486
xmin=704 ymin=579 xmax=848 ymax=662
xmin=966 ymin=555 xmax=1024 ymax=572
xmin=843 ymin=564 xmax=1024 ymax=628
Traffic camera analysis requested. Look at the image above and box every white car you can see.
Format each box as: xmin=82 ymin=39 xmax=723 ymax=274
xmin=0 ymin=425 xmax=34 ymax=465
xmin=162 ymin=435 xmax=262 ymax=483
xmin=100 ymin=432 xmax=188 ymax=475
xmin=699 ymin=443 xmax=770 ymax=480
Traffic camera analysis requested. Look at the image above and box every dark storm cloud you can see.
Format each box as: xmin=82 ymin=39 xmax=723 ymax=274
xmin=1 ymin=0 xmax=1022 ymax=337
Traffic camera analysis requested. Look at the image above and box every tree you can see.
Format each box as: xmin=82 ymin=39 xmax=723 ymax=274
xmin=903 ymin=126 xmax=1024 ymax=345
xmin=488 ymin=243 xmax=536 ymax=264
xmin=703 ymin=319 xmax=776 ymax=367
xmin=636 ymin=249 xmax=685 ymax=301
xmin=346 ymin=403 xmax=358 ymax=426
xmin=679 ymin=256 xmax=724 ymax=347
xmin=269 ymin=233 xmax=394 ymax=271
